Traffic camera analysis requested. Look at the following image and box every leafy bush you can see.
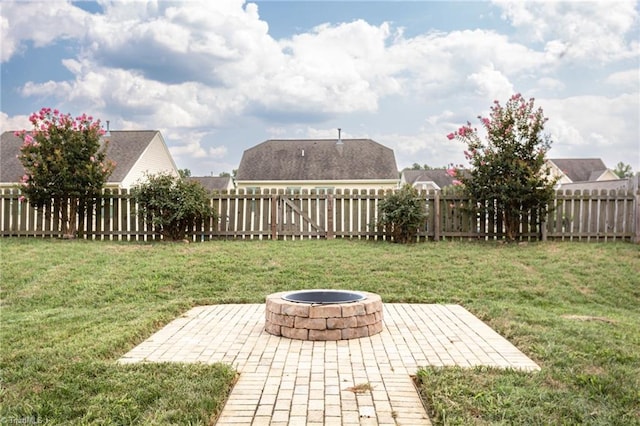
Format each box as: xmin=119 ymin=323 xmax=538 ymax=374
xmin=378 ymin=184 xmax=426 ymax=243
xmin=131 ymin=172 xmax=214 ymax=241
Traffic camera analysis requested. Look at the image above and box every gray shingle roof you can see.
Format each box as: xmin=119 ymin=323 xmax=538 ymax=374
xmin=549 ymin=158 xmax=609 ymax=182
xmin=402 ymin=169 xmax=457 ymax=189
xmin=1 ymin=130 xmax=158 ymax=184
xmin=236 ymin=139 xmax=398 ymax=181
xmin=188 ymin=176 xmax=233 ymax=191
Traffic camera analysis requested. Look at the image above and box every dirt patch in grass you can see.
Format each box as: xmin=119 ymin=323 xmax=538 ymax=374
xmin=583 ymin=365 xmax=606 ymax=376
xmin=344 ymin=382 xmax=374 ymax=394
xmin=561 ymin=314 xmax=617 ymax=324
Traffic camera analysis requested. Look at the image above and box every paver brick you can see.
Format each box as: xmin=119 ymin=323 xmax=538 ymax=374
xmin=281 ymin=303 xmax=310 ymax=317
xmin=121 ymin=303 xmax=542 ymax=426
xmin=309 ymin=328 xmax=342 ymax=341
xmin=268 ymin=312 xmax=295 ymax=327
xmin=295 ymin=317 xmax=327 ymax=330
xmin=264 ymin=321 xmax=281 ymax=336
xmin=342 ymin=326 xmax=370 ymax=339
xmin=327 ymin=316 xmax=358 ymax=329
xmin=357 ymin=313 xmax=378 ymax=327
xmin=281 ymin=326 xmax=308 ymax=340
xmin=342 ymin=303 xmax=366 ymax=316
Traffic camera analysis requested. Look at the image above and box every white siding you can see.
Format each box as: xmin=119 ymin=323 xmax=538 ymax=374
xmin=120 ymin=133 xmax=178 ymax=188
xmin=596 ymin=170 xmax=620 ymax=181
xmin=545 ymin=161 xmax=572 ymax=185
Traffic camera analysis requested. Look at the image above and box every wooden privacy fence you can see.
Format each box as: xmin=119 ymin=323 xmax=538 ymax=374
xmin=1 ymin=188 xmax=638 ymax=242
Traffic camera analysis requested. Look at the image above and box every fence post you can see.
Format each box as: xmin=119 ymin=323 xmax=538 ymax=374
xmin=635 ymin=190 xmax=640 ymax=244
xmin=434 ymin=190 xmax=441 ymax=241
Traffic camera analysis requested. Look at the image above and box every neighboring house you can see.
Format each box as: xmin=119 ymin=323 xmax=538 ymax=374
xmin=400 ymin=169 xmax=459 ymax=190
xmin=235 ymin=139 xmax=399 ymax=192
xmin=1 ymin=130 xmax=178 ymax=189
xmin=546 ymin=158 xmax=619 ymax=187
xmin=188 ymin=176 xmax=234 ymax=192
xmin=560 ymin=175 xmax=640 ymax=193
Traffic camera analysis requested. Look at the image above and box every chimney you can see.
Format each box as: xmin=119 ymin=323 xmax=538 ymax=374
xmin=105 ymin=120 xmax=111 ymax=137
xmin=337 ymin=128 xmax=343 ymax=145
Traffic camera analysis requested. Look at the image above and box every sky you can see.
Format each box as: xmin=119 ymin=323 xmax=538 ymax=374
xmin=1 ymin=0 xmax=639 ymax=177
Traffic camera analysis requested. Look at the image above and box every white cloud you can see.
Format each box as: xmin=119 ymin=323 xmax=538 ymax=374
xmin=605 ymin=69 xmax=640 ymax=90
xmin=86 ymin=0 xmax=278 ymax=86
xmin=266 ymin=127 xmax=287 ymax=137
xmin=0 ymin=0 xmax=90 ymax=62
xmin=377 ymin=131 xmax=466 ymax=170
xmin=543 ymin=93 xmax=639 ymax=166
xmin=208 ymin=146 xmax=228 ymax=158
xmin=0 ymin=111 xmax=30 ymax=131
xmin=385 ymin=28 xmax=546 ymax=104
xmin=494 ymin=0 xmax=640 ymax=62
xmin=304 ymin=127 xmax=356 ymax=140
xmin=467 ymin=64 xmax=515 ymax=101
xmin=166 ymin=128 xmax=211 ymax=160
xmin=247 ymin=19 xmax=402 ymax=117
xmin=8 ymin=2 xmax=547 ymax=130
xmin=537 ymin=77 xmax=565 ymax=92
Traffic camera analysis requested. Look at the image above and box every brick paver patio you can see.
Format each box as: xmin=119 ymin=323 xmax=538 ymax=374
xmin=119 ymin=304 xmax=540 ymax=425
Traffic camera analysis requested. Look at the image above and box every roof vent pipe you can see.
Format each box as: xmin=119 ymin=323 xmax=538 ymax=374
xmin=337 ymin=128 xmax=343 ymax=145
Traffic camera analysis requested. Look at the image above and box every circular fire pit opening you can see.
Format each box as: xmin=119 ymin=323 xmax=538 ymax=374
xmin=282 ymin=289 xmax=366 ymax=304
xmin=265 ymin=290 xmax=383 ymax=341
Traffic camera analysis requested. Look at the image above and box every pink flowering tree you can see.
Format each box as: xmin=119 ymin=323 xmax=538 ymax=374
xmin=447 ymin=94 xmax=557 ymax=241
xmin=15 ymin=107 xmax=115 ymax=238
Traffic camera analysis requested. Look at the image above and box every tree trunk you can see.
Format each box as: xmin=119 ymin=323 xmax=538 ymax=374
xmin=503 ymin=209 xmax=519 ymax=242
xmin=61 ymin=197 xmax=78 ymax=239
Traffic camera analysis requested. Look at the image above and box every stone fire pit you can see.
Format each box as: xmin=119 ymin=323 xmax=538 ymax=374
xmin=265 ymin=290 xmax=383 ymax=341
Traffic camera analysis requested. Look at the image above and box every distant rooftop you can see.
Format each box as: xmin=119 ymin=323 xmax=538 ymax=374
xmin=236 ymin=139 xmax=398 ymax=181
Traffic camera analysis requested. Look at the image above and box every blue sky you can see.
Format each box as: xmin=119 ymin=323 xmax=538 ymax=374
xmin=1 ymin=0 xmax=639 ymax=176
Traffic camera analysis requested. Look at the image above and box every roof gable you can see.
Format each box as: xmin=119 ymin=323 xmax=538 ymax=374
xmin=236 ymin=139 xmax=398 ymax=181
xmin=548 ymin=158 xmax=609 ymax=182
xmin=103 ymin=131 xmax=160 ymax=182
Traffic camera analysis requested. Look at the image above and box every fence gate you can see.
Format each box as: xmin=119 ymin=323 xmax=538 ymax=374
xmin=275 ymin=194 xmax=330 ymax=239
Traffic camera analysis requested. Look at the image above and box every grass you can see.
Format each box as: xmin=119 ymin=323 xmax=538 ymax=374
xmin=1 ymin=238 xmax=639 ymax=425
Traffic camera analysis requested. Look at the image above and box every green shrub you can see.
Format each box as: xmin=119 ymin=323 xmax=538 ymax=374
xmin=378 ymin=184 xmax=426 ymax=243
xmin=131 ymin=172 xmax=215 ymax=241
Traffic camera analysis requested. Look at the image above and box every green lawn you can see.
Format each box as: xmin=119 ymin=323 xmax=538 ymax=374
xmin=1 ymin=239 xmax=639 ymax=425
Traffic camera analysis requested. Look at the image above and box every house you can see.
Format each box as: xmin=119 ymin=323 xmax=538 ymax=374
xmin=1 ymin=130 xmax=178 ymax=189
xmin=235 ymin=139 xmax=399 ymax=192
xmin=556 ymin=178 xmax=634 ymax=193
xmin=188 ymin=176 xmax=234 ymax=192
xmin=400 ymin=169 xmax=459 ymax=191
xmin=546 ymin=158 xmax=619 ymax=187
